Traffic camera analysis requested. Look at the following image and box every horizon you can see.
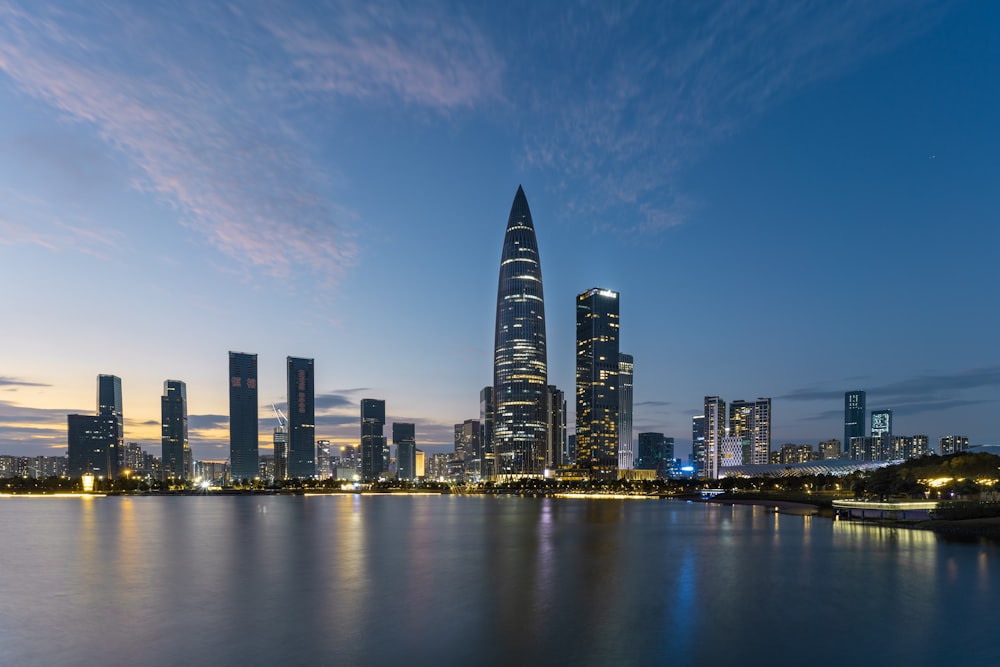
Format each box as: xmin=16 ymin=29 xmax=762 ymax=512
xmin=1 ymin=1 xmax=998 ymax=462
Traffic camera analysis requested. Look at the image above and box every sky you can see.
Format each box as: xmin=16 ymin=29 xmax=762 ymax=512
xmin=1 ymin=0 xmax=998 ymax=462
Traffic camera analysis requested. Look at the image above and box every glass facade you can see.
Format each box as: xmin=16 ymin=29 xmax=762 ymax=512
xmin=394 ymin=422 xmax=416 ymax=481
xmin=576 ymin=288 xmax=620 ymax=479
xmin=492 ymin=186 xmax=548 ymax=479
xmin=361 ymin=398 xmax=386 ymax=481
xmin=229 ymin=352 xmax=259 ymax=482
xmin=161 ymin=380 xmax=188 ymax=481
xmin=844 ymin=390 xmax=866 ymax=458
xmin=617 ymin=353 xmax=634 ymax=470
xmin=97 ymin=374 xmax=123 ymax=478
xmin=287 ymin=356 xmax=315 ymax=479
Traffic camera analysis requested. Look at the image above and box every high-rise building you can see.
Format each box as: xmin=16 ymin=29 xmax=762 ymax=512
xmin=316 ymin=440 xmax=332 ymax=480
xmin=692 ymin=415 xmax=706 ymax=478
xmin=703 ymin=397 xmax=726 ymax=479
xmin=273 ymin=425 xmax=288 ymax=481
xmin=719 ymin=436 xmax=745 ymax=468
xmin=565 ymin=434 xmax=577 ymax=467
xmin=751 ymin=398 xmax=771 ymax=465
xmin=844 ymin=391 xmax=866 ymax=458
xmin=871 ymin=409 xmax=892 ymax=460
xmin=97 ymin=374 xmax=123 ymax=478
xmin=636 ymin=432 xmax=674 ymax=477
xmin=892 ymin=435 xmax=929 ymax=460
xmin=361 ymin=399 xmax=386 ymax=481
xmin=286 ymin=357 xmax=315 ymax=479
xmin=67 ymin=414 xmax=109 ymax=478
xmin=576 ymin=288 xmax=620 ymax=480
xmin=455 ymin=419 xmax=482 ymax=480
xmin=479 ymin=386 xmax=495 ymax=479
xmin=547 ymin=386 xmax=566 ymax=470
xmin=618 ymin=354 xmax=634 ymax=470
xmin=229 ymin=352 xmax=259 ymax=482
xmin=940 ymin=435 xmax=969 ymax=455
xmin=492 ymin=186 xmax=549 ymax=479
xmin=394 ymin=422 xmax=416 ymax=481
xmin=161 ymin=380 xmax=188 ymax=482
xmin=819 ymin=439 xmax=841 ymax=460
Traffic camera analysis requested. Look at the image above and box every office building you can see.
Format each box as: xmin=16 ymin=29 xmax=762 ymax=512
xmin=229 ymin=352 xmax=259 ymax=482
xmin=161 ymin=380 xmax=188 ymax=482
xmin=394 ymin=422 xmax=416 ymax=482
xmin=316 ymin=440 xmax=332 ymax=479
xmin=692 ymin=416 xmax=706 ymax=478
xmin=480 ymin=386 xmax=495 ymax=479
xmin=703 ymin=397 xmax=726 ymax=479
xmin=286 ymin=357 xmax=315 ymax=479
xmin=97 ymin=374 xmax=123 ymax=478
xmin=844 ymin=391 xmax=866 ymax=458
xmin=618 ymin=354 xmax=634 ymax=470
xmin=576 ymin=288 xmax=620 ymax=479
xmin=361 ymin=399 xmax=386 ymax=481
xmin=871 ymin=409 xmax=892 ymax=460
xmin=940 ymin=435 xmax=969 ymax=455
xmin=636 ymin=432 xmax=674 ymax=477
xmin=719 ymin=436 xmax=745 ymax=467
xmin=455 ymin=419 xmax=482 ymax=480
xmin=728 ymin=398 xmax=771 ymax=466
xmin=547 ymin=386 xmax=566 ymax=469
xmin=67 ymin=414 xmax=110 ymax=478
xmin=273 ymin=425 xmax=288 ymax=481
xmin=492 ymin=186 xmax=549 ymax=479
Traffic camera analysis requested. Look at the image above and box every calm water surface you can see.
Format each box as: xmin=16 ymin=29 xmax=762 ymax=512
xmin=0 ymin=495 xmax=996 ymax=666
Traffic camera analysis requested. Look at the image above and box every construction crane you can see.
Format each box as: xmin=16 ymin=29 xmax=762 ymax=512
xmin=272 ymin=404 xmax=287 ymax=430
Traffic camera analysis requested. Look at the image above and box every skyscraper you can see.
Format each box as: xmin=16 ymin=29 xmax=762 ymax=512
xmin=97 ymin=374 xmax=123 ymax=478
xmin=361 ymin=399 xmax=386 ymax=482
xmin=67 ymin=414 xmax=109 ymax=478
xmin=161 ymin=380 xmax=188 ymax=482
xmin=492 ymin=186 xmax=548 ymax=479
xmin=576 ymin=287 xmax=620 ymax=479
xmin=871 ymin=409 xmax=893 ymax=460
xmin=618 ymin=353 xmax=634 ymax=470
xmin=229 ymin=352 xmax=259 ymax=482
xmin=394 ymin=422 xmax=416 ymax=482
xmin=704 ymin=396 xmax=726 ymax=479
xmin=844 ymin=391 xmax=866 ymax=458
xmin=287 ymin=357 xmax=315 ymax=479
xmin=547 ymin=386 xmax=566 ymax=470
xmin=480 ymin=386 xmax=494 ymax=478
xmin=636 ymin=432 xmax=673 ymax=476
xmin=455 ymin=419 xmax=482 ymax=480
xmin=691 ymin=415 xmax=706 ymax=477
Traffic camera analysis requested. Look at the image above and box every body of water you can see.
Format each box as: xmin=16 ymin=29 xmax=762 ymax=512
xmin=0 ymin=494 xmax=995 ymax=666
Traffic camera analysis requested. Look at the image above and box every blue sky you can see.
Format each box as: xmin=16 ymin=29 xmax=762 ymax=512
xmin=1 ymin=0 xmax=997 ymax=461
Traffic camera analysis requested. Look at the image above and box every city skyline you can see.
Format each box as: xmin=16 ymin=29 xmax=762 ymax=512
xmin=1 ymin=2 xmax=999 ymax=461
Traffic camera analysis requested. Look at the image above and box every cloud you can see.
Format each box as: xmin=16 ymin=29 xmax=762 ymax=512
xmin=514 ymin=1 xmax=947 ymax=235
xmin=188 ymin=414 xmax=228 ymax=431
xmin=315 ymin=392 xmax=357 ymax=413
xmin=0 ymin=376 xmax=50 ymax=388
xmin=781 ymin=365 xmax=1000 ymax=404
xmin=0 ymin=1 xmax=359 ymax=283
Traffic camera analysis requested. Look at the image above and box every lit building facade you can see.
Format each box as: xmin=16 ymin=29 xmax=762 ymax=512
xmin=161 ymin=380 xmax=188 ymax=482
xmin=576 ymin=288 xmax=620 ymax=479
xmin=819 ymin=439 xmax=841 ymax=460
xmin=361 ymin=398 xmax=386 ymax=481
xmin=844 ymin=391 xmax=866 ymax=458
xmin=229 ymin=352 xmax=259 ymax=482
xmin=939 ymin=435 xmax=969 ymax=455
xmin=691 ymin=416 xmax=706 ymax=477
xmin=618 ymin=353 xmax=634 ymax=470
xmin=492 ymin=186 xmax=549 ymax=479
xmin=287 ymin=356 xmax=315 ymax=479
xmin=703 ymin=397 xmax=726 ymax=479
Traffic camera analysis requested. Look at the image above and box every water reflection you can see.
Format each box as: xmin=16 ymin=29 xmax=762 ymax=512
xmin=0 ymin=496 xmax=997 ymax=667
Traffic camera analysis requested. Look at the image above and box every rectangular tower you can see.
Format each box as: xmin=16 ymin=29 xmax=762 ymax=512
xmin=844 ymin=391 xmax=866 ymax=458
xmin=617 ymin=353 xmax=634 ymax=470
xmin=287 ymin=357 xmax=315 ymax=479
xmin=692 ymin=415 xmax=706 ymax=478
xmin=871 ymin=409 xmax=892 ymax=460
xmin=547 ymin=386 xmax=566 ymax=470
xmin=361 ymin=399 xmax=386 ymax=482
xmin=394 ymin=422 xmax=416 ymax=481
xmin=575 ymin=288 xmax=620 ymax=480
xmin=161 ymin=380 xmax=188 ymax=482
xmin=229 ymin=352 xmax=259 ymax=482
xmin=97 ymin=374 xmax=123 ymax=478
xmin=704 ymin=397 xmax=726 ymax=480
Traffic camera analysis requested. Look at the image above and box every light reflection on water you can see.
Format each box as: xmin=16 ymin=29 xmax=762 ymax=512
xmin=0 ymin=496 xmax=997 ymax=667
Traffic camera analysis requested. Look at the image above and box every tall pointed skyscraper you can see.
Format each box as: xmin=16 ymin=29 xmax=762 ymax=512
xmin=492 ymin=186 xmax=548 ymax=479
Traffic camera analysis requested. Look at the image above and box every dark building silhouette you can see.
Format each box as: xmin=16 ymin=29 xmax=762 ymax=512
xmin=576 ymin=288 xmax=620 ymax=479
xmin=548 ymin=386 xmax=566 ymax=469
xmin=361 ymin=399 xmax=386 ymax=481
xmin=229 ymin=352 xmax=259 ymax=482
xmin=844 ymin=391 xmax=866 ymax=458
xmin=394 ymin=422 xmax=416 ymax=481
xmin=479 ymin=386 xmax=494 ymax=477
xmin=692 ymin=415 xmax=706 ymax=476
xmin=67 ymin=414 xmax=110 ymax=477
xmin=636 ymin=432 xmax=675 ymax=477
xmin=161 ymin=380 xmax=188 ymax=481
xmin=287 ymin=357 xmax=315 ymax=479
xmin=492 ymin=186 xmax=548 ymax=479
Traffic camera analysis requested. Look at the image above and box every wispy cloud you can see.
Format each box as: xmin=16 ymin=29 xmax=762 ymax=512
xmin=0 ymin=1 xmax=360 ymax=283
xmin=515 ymin=1 xmax=947 ymax=235
xmin=0 ymin=377 xmax=50 ymax=389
